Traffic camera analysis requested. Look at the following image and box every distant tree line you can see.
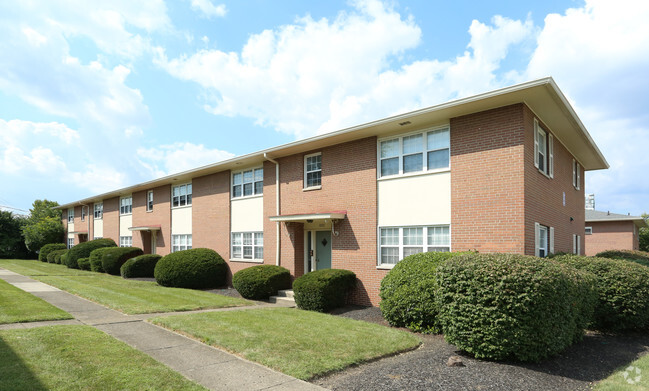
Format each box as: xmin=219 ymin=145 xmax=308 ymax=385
xmin=0 ymin=199 xmax=64 ymax=259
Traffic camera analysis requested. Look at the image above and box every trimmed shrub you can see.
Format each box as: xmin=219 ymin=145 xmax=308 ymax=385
xmin=77 ymin=257 xmax=91 ymax=271
xmin=47 ymin=249 xmax=66 ymax=264
xmin=233 ymin=265 xmax=291 ymax=300
xmin=101 ymin=247 xmax=144 ymax=276
xmin=121 ymin=254 xmax=162 ymax=278
xmin=293 ymin=269 xmax=356 ymax=312
xmin=436 ymin=253 xmax=597 ymax=362
xmin=89 ymin=247 xmax=112 ymax=273
xmin=379 ymin=251 xmax=463 ymax=333
xmin=65 ymin=238 xmax=117 ymax=269
xmin=39 ymin=243 xmax=67 ymax=262
xmin=555 ymin=255 xmax=649 ymax=331
xmin=59 ymin=251 xmax=68 ymax=265
xmin=595 ymin=250 xmax=649 ymax=268
xmin=154 ymin=248 xmax=227 ymax=289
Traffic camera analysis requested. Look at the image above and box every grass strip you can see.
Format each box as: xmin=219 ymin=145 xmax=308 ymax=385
xmin=0 ymin=259 xmax=88 ymax=276
xmin=595 ymin=353 xmax=649 ymax=390
xmin=0 ymin=325 xmax=206 ymax=391
xmin=152 ymin=307 xmax=421 ymax=380
xmin=0 ymin=279 xmax=72 ymax=324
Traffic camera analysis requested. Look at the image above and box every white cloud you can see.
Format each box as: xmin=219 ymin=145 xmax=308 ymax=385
xmin=70 ymin=165 xmax=129 ymax=194
xmin=190 ymin=0 xmax=227 ymax=19
xmin=137 ymin=142 xmax=235 ymax=177
xmin=156 ymin=0 xmax=534 ymax=138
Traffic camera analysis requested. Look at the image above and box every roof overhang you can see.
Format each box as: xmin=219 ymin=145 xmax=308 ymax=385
xmin=128 ymin=225 xmax=162 ymax=231
xmin=57 ymin=77 xmax=608 ymax=209
xmin=586 ymin=217 xmax=648 ymax=228
xmin=269 ymin=212 xmax=346 ymax=223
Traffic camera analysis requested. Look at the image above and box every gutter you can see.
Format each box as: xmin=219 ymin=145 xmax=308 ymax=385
xmin=264 ymin=153 xmax=281 ymax=266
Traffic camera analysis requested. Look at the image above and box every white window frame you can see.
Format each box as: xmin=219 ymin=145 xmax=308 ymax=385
xmin=67 ymin=238 xmax=74 ymax=249
xmin=172 ymin=183 xmax=192 ymax=208
xmin=378 ymin=225 xmax=450 ymax=267
xmin=534 ymin=119 xmax=554 ymax=178
xmin=67 ymin=208 xmax=74 ymax=223
xmin=232 ymin=167 xmax=263 ymax=198
xmin=119 ymin=236 xmax=132 ymax=247
xmin=171 ymin=234 xmax=192 ymax=253
xmin=585 ymin=226 xmax=593 ymax=235
xmin=572 ymin=159 xmax=581 ymax=190
xmin=81 ymin=207 xmax=86 ymax=221
xmin=231 ymin=232 xmax=264 ymax=261
xmin=572 ymin=234 xmax=582 ymax=255
xmin=94 ymin=203 xmax=103 ymax=220
xmin=535 ymin=223 xmax=554 ymax=257
xmin=304 ymin=153 xmax=322 ymax=189
xmin=146 ymin=190 xmax=154 ymax=212
xmin=378 ymin=126 xmax=450 ymax=179
xmin=120 ymin=196 xmax=132 ymax=215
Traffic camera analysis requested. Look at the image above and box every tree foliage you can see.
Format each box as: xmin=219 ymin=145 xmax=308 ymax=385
xmin=0 ymin=211 xmax=34 ymax=259
xmin=640 ymin=213 xmax=649 ymax=252
xmin=21 ymin=200 xmax=64 ymax=252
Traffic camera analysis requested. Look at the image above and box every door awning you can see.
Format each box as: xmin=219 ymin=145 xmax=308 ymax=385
xmin=128 ymin=225 xmax=162 ymax=231
xmin=269 ymin=211 xmax=346 ymax=223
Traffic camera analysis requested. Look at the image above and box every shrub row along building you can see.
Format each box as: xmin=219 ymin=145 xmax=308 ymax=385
xmin=58 ymin=78 xmax=608 ymax=305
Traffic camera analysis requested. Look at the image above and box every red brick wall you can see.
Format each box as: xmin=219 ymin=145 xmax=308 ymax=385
xmin=585 ymin=221 xmax=636 ymax=256
xmin=450 ymin=104 xmax=526 ymax=253
xmin=132 ymin=185 xmax=171 ymax=255
xmin=264 ymin=136 xmax=382 ymax=306
xmin=523 ymin=105 xmax=584 ymax=255
xmin=103 ymin=197 xmax=119 ymax=245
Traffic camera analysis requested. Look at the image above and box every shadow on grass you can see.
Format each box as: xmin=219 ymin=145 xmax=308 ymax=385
xmin=0 ymin=335 xmax=47 ymax=391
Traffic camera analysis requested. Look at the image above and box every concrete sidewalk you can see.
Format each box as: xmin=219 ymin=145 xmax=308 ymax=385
xmin=0 ymin=268 xmax=326 ymax=391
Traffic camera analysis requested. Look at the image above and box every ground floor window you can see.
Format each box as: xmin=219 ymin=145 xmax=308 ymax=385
xmin=119 ymin=236 xmax=132 ymax=247
xmin=67 ymin=238 xmax=74 ymax=249
xmin=379 ymin=225 xmax=450 ymax=266
xmin=573 ymin=234 xmax=581 ymax=255
xmin=94 ymin=236 xmax=102 ymax=240
xmin=535 ymin=223 xmax=554 ymax=257
xmin=172 ymin=234 xmax=192 ymax=252
xmin=231 ymin=232 xmax=263 ymax=260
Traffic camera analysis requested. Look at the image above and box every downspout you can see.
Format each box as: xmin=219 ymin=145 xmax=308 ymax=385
xmin=264 ymin=153 xmax=281 ymax=266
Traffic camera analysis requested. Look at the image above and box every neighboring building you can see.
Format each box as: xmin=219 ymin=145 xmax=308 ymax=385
xmin=584 ymin=210 xmax=647 ymax=256
xmin=57 ymin=77 xmax=608 ymax=306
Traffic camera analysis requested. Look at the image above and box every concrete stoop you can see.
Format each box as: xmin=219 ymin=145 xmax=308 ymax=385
xmin=269 ymin=289 xmax=296 ymax=307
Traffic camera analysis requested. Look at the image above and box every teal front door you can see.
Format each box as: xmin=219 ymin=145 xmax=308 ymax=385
xmin=315 ymin=231 xmax=332 ymax=270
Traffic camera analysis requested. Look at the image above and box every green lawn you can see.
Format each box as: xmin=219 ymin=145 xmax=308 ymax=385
xmin=152 ymin=307 xmax=421 ymax=380
xmin=0 ymin=325 xmax=206 ymax=391
xmin=595 ymin=353 xmax=649 ymax=390
xmin=0 ymin=259 xmax=251 ymax=315
xmin=0 ymin=279 xmax=72 ymax=324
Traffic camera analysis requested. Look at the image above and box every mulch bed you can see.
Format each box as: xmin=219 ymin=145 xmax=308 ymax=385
xmin=317 ymin=305 xmax=649 ymax=390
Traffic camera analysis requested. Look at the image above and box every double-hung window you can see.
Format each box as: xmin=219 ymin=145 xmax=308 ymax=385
xmin=172 ymin=184 xmax=192 ymax=207
xmin=534 ymin=119 xmax=554 ymax=177
xmin=232 ymin=168 xmax=263 ymax=198
xmin=146 ymin=191 xmax=154 ymax=211
xmin=573 ymin=234 xmax=581 ymax=255
xmin=379 ymin=226 xmax=450 ymax=266
xmin=120 ymin=196 xmax=132 ymax=215
xmin=572 ymin=159 xmax=581 ymax=190
xmin=231 ymin=232 xmax=263 ymax=260
xmin=304 ymin=153 xmax=322 ymax=188
xmin=379 ymin=127 xmax=450 ymax=177
xmin=67 ymin=238 xmax=74 ymax=249
xmin=67 ymin=208 xmax=74 ymax=223
xmin=535 ymin=223 xmax=554 ymax=257
xmin=171 ymin=234 xmax=192 ymax=252
xmin=81 ymin=207 xmax=86 ymax=221
xmin=119 ymin=236 xmax=132 ymax=247
xmin=585 ymin=226 xmax=593 ymax=235
xmin=94 ymin=203 xmax=103 ymax=219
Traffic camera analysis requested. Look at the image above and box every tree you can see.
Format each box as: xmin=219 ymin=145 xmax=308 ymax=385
xmin=0 ymin=211 xmax=34 ymax=259
xmin=640 ymin=213 xmax=649 ymax=252
xmin=21 ymin=199 xmax=64 ymax=252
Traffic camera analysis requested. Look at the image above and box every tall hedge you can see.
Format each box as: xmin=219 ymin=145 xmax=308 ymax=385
xmin=154 ymin=248 xmax=227 ymax=289
xmin=379 ymin=251 xmax=464 ymax=333
xmin=89 ymin=247 xmax=113 ymax=273
xmin=293 ymin=269 xmax=356 ymax=312
xmin=101 ymin=247 xmax=144 ymax=276
xmin=233 ymin=265 xmax=291 ymax=300
xmin=65 ymin=238 xmax=116 ymax=269
xmin=47 ymin=249 xmax=66 ymax=264
xmin=436 ymin=253 xmax=597 ymax=362
xmin=555 ymin=255 xmax=649 ymax=331
xmin=38 ymin=243 xmax=67 ymax=262
xmin=595 ymin=250 xmax=649 ymax=268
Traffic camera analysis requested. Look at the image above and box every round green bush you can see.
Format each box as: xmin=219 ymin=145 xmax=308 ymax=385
xmin=39 ymin=243 xmax=67 ymax=262
xmin=47 ymin=249 xmax=66 ymax=264
xmin=293 ymin=269 xmax=356 ymax=312
xmin=555 ymin=255 xmax=649 ymax=331
xmin=233 ymin=265 xmax=291 ymax=300
xmin=101 ymin=247 xmax=144 ymax=276
xmin=89 ymin=247 xmax=113 ymax=273
xmin=121 ymin=254 xmax=162 ymax=278
xmin=77 ymin=257 xmax=91 ymax=271
xmin=436 ymin=253 xmax=597 ymax=362
xmin=379 ymin=251 xmax=465 ymax=333
xmin=595 ymin=250 xmax=649 ymax=268
xmin=154 ymin=248 xmax=227 ymax=289
xmin=65 ymin=238 xmax=117 ymax=269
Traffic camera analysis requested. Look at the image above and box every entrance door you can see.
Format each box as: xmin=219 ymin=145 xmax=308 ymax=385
xmin=315 ymin=231 xmax=332 ymax=270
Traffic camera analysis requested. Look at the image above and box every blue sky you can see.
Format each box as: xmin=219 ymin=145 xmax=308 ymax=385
xmin=1 ymin=0 xmax=648 ymax=216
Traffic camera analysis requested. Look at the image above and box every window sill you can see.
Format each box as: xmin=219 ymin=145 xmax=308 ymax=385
xmin=119 ymin=213 xmax=132 ymax=216
xmin=229 ymin=259 xmax=264 ymax=264
xmin=146 ymin=210 xmax=153 ymax=213
xmin=303 ymin=185 xmax=322 ymax=192
xmin=537 ymin=168 xmax=552 ymax=179
xmin=376 ymin=264 xmax=395 ymax=270
xmin=378 ymin=168 xmax=450 ymax=181
xmin=171 ymin=204 xmax=192 ymax=210
xmin=231 ymin=194 xmax=263 ymax=201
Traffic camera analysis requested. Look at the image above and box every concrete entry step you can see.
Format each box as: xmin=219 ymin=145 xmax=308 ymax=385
xmin=269 ymin=290 xmax=296 ymax=307
xmin=276 ymin=289 xmax=294 ymax=299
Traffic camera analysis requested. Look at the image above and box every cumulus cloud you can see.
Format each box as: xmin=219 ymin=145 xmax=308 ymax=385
xmin=190 ymin=0 xmax=227 ymax=19
xmin=137 ymin=142 xmax=235 ymax=178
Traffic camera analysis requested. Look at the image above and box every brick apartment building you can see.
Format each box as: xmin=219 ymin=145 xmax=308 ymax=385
xmin=58 ymin=77 xmax=608 ymax=306
xmin=584 ymin=209 xmax=647 ymax=256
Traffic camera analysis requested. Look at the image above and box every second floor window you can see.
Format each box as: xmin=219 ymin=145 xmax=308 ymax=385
xmin=534 ymin=119 xmax=554 ymax=178
xmin=380 ymin=127 xmax=450 ymax=178
xmin=232 ymin=168 xmax=263 ymax=198
xmin=94 ymin=203 xmax=103 ymax=219
xmin=68 ymin=208 xmax=74 ymax=223
xmin=572 ymin=159 xmax=581 ymax=190
xmin=304 ymin=153 xmax=322 ymax=188
xmin=147 ymin=191 xmax=154 ymax=212
xmin=120 ymin=196 xmax=132 ymax=215
xmin=172 ymin=184 xmax=192 ymax=207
